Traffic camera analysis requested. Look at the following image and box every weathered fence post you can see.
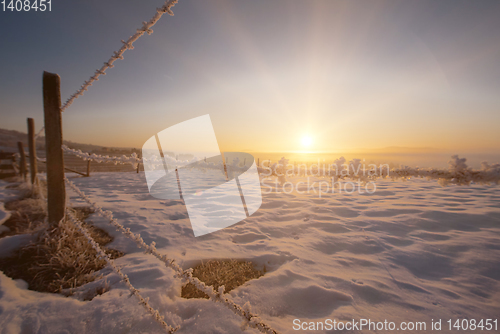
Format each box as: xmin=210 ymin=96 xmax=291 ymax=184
xmin=86 ymin=160 xmax=91 ymax=177
xmin=43 ymin=71 xmax=65 ymax=225
xmin=17 ymin=142 xmax=27 ymax=181
xmin=27 ymin=118 xmax=38 ymax=185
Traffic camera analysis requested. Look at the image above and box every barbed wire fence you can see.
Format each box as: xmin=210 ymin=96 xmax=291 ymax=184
xmin=61 ymin=0 xmax=179 ymax=112
xmin=60 ymin=146 xmax=500 ymax=185
xmin=32 ymin=0 xmax=179 ymax=140
xmin=16 ymin=0 xmax=500 ymax=331
xmin=65 ymin=178 xmax=278 ymax=334
xmin=19 ymin=0 xmax=281 ymax=333
xmin=66 ymin=209 xmax=180 ymax=334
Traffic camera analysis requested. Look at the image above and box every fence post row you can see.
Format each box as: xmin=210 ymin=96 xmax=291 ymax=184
xmin=43 ymin=71 xmax=66 ymax=225
xmin=27 ymin=118 xmax=38 ymax=185
xmin=17 ymin=142 xmax=27 ymax=181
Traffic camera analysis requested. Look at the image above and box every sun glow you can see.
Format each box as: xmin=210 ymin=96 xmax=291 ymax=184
xmin=301 ymin=135 xmax=313 ymax=148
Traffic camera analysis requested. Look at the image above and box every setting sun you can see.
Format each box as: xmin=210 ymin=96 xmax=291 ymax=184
xmin=301 ymin=135 xmax=313 ymax=148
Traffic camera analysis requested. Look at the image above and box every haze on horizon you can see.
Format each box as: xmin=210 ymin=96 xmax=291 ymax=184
xmin=1 ymin=0 xmax=500 ymax=155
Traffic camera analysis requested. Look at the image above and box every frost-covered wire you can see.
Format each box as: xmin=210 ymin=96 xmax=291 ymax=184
xmin=62 ymin=145 xmax=140 ymax=166
xmin=65 ymin=178 xmax=280 ymax=334
xmin=34 ymin=126 xmax=45 ymax=141
xmin=62 ymin=145 xmax=197 ymax=168
xmin=66 ymin=209 xmax=179 ymax=333
xmin=61 ymin=0 xmax=179 ymax=112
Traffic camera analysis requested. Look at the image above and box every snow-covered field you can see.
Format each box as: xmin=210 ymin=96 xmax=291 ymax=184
xmin=1 ymin=172 xmax=500 ymax=333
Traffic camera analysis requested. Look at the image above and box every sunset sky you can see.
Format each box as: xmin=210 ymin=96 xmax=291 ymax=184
xmin=1 ymin=0 xmax=500 ymax=154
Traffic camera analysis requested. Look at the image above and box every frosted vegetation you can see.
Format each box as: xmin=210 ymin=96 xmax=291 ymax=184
xmin=259 ymin=155 xmax=500 ymax=186
xmin=61 ymin=145 xmax=500 ymax=187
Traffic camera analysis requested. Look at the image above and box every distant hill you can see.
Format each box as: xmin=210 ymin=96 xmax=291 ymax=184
xmin=0 ymin=128 xmax=139 ymax=155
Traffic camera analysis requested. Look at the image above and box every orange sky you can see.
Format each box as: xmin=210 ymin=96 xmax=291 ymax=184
xmin=2 ymin=1 xmax=500 ymax=154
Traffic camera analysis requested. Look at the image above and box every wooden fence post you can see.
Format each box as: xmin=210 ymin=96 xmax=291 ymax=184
xmin=86 ymin=160 xmax=91 ymax=177
xmin=17 ymin=142 xmax=27 ymax=181
xmin=27 ymin=118 xmax=38 ymax=185
xmin=43 ymin=71 xmax=65 ymax=225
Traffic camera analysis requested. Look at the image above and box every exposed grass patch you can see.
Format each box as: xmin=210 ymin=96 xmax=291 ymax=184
xmin=181 ymin=259 xmax=264 ymax=299
xmin=0 ymin=193 xmax=123 ymax=295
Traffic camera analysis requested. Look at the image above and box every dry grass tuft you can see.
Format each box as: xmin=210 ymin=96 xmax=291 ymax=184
xmin=181 ymin=259 xmax=264 ymax=299
xmin=0 ymin=195 xmax=123 ymax=294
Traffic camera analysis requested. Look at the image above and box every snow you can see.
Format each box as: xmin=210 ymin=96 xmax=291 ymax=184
xmin=1 ymin=172 xmax=500 ymax=333
xmin=0 ymin=234 xmax=37 ymax=257
xmin=0 ymin=204 xmax=10 ymax=235
xmin=0 ymin=180 xmax=24 ymax=204
xmin=0 ymin=179 xmax=23 ymax=234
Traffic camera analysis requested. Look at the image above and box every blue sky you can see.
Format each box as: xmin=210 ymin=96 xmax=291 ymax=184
xmin=1 ymin=0 xmax=500 ymax=153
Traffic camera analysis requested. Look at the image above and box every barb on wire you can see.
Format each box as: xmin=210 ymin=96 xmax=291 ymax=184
xmin=65 ymin=178 xmax=280 ymax=334
xmin=61 ymin=0 xmax=179 ymax=112
xmin=66 ymin=209 xmax=179 ymax=333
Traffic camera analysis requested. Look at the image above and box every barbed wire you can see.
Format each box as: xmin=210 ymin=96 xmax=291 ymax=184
xmin=62 ymin=145 xmax=195 ymax=168
xmin=65 ymin=177 xmax=280 ymax=334
xmin=48 ymin=145 xmax=500 ymax=186
xmin=66 ymin=209 xmax=179 ymax=333
xmin=61 ymin=0 xmax=179 ymax=112
xmin=16 ymin=0 xmax=275 ymax=330
xmin=62 ymin=145 xmax=141 ymax=166
xmin=34 ymin=126 xmax=45 ymax=142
